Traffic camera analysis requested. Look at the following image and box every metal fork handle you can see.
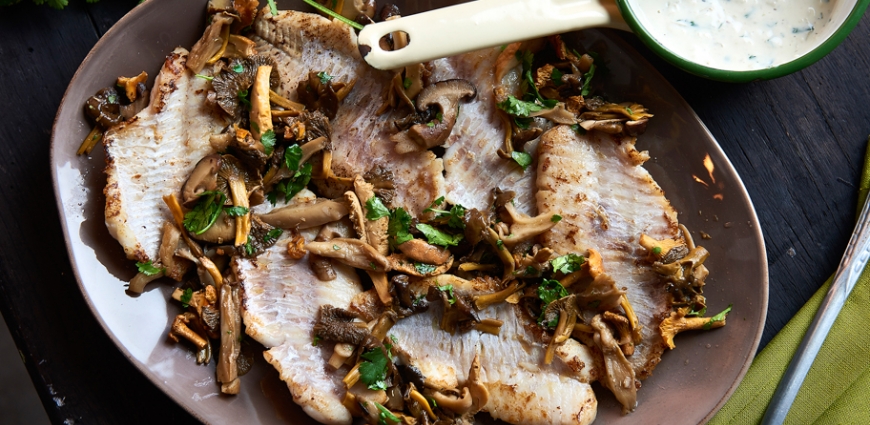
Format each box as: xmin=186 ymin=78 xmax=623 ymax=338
xmin=761 ymin=192 xmax=870 ymax=424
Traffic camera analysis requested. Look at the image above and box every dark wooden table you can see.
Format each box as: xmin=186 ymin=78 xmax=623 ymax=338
xmin=1 ymin=1 xmax=867 ymax=423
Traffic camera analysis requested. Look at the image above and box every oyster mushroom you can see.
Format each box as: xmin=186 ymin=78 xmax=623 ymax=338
xmin=217 ymin=282 xmax=242 ymax=394
xmin=391 ymin=79 xmax=477 ymax=154
xmin=306 ymin=238 xmax=390 ymax=271
xmin=257 ymin=198 xmax=350 ymax=229
xmin=187 ymin=12 xmax=234 ymax=73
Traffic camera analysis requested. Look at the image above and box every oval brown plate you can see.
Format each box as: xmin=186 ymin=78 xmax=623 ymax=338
xmin=50 ymin=0 xmax=768 ymax=423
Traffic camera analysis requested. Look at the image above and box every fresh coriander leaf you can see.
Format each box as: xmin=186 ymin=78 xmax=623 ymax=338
xmin=416 ymin=223 xmax=463 ymax=247
xmin=625 ymin=106 xmax=634 ymax=115
xmin=231 ymin=62 xmax=244 ymax=73
xmin=264 ymin=228 xmax=283 ymax=243
xmin=260 ymin=129 xmax=276 ymax=156
xmin=423 ymin=196 xmax=445 ymax=213
xmin=388 ymin=208 xmax=414 ymax=248
xmin=135 ymin=260 xmax=163 ymax=276
xmin=497 ymin=95 xmax=545 ymax=117
xmin=245 ymin=235 xmax=255 ymax=255
xmin=403 ymin=77 xmax=412 ymax=90
xmin=266 ymin=0 xmax=278 ymax=15
xmin=538 ymin=279 xmax=568 ymax=306
xmin=107 ymin=93 xmax=118 ymax=104
xmin=496 ymin=239 xmax=504 ymax=250
xmin=284 ymin=144 xmax=303 ymax=171
xmin=551 ymin=253 xmax=585 ymax=274
xmin=183 ymin=190 xmax=226 ymax=234
xmin=282 ymin=163 xmax=312 ymax=201
xmin=511 ymin=151 xmax=533 ymax=170
xmin=316 ymin=71 xmax=333 ymax=84
xmin=194 ymin=74 xmax=214 ymax=81
xmin=180 ymin=288 xmax=193 ymax=308
xmin=312 ymin=335 xmax=321 ymax=346
xmin=437 ymin=284 xmax=456 ymax=304
xmin=427 ymin=121 xmax=436 ymax=128
xmin=525 ymin=265 xmax=538 ymax=275
xmin=551 ymin=214 xmax=562 ymax=223
xmin=551 ymin=68 xmax=564 ymax=86
xmin=390 ymin=334 xmax=398 ymax=343
xmin=435 ymin=112 xmax=443 ymax=122
xmin=704 ymin=304 xmax=733 ymax=330
xmin=652 ymin=246 xmax=662 ymax=255
xmin=359 ymin=345 xmax=392 ymax=390
xmin=333 ymin=244 xmax=341 ymax=250
xmin=366 ymin=196 xmax=391 ymax=220
xmin=224 ymin=206 xmax=250 ymax=217
xmin=266 ymin=190 xmax=278 ymax=206
xmin=415 ymin=263 xmax=437 ymax=275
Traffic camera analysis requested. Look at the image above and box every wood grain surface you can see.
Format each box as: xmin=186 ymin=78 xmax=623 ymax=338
xmin=0 ymin=0 xmax=867 ymax=423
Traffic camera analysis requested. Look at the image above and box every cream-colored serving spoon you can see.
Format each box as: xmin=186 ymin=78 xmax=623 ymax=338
xmin=357 ymin=0 xmax=628 ymax=70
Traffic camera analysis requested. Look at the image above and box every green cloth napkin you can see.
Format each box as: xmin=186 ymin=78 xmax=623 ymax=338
xmin=709 ymin=141 xmax=870 ymax=424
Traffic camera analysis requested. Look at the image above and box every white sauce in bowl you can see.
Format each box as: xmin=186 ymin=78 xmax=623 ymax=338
xmin=630 ymin=0 xmax=847 ymax=71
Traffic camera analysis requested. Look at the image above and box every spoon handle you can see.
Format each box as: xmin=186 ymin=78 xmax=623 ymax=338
xmin=761 ymin=192 xmax=870 ymax=424
xmin=357 ymin=0 xmax=627 ymax=70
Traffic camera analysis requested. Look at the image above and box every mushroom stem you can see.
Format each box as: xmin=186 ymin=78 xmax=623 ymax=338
xmin=473 ymin=280 xmax=523 ymax=310
xmin=484 ymin=228 xmax=514 ymax=279
xmin=169 ymin=312 xmax=208 ymax=350
xmin=409 ymin=388 xmax=435 ymax=419
xmin=77 ymin=125 xmax=103 ymax=156
xmin=128 ymin=270 xmax=164 ymax=294
xmin=250 ymin=65 xmax=273 ymax=140
xmin=269 ymin=89 xmax=305 ymax=111
xmin=228 ymin=178 xmax=251 ymax=246
xmin=474 ymin=318 xmax=503 ymax=335
xmin=300 ymin=136 xmax=329 ymax=165
xmin=343 ymin=363 xmax=361 ymax=388
xmin=368 ymin=271 xmax=393 ymax=305
xmin=620 ymin=295 xmax=642 ymax=344
xmin=206 ymin=24 xmax=230 ymax=65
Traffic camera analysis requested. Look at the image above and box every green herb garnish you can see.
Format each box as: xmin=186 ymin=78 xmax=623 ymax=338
xmin=416 ymin=223 xmax=463 ymax=247
xmin=437 ymin=284 xmax=456 ymax=304
xmin=260 ymin=129 xmax=276 ymax=156
xmin=301 ymin=0 xmax=364 ymax=30
xmin=183 ymin=190 xmax=226 ymax=235
xmin=511 ymin=151 xmax=533 ymax=170
xmin=264 ymin=228 xmax=283 ymax=243
xmin=551 ymin=214 xmax=562 ymax=223
xmin=388 ymin=207 xmax=414 ymax=248
xmin=366 ymin=196 xmax=391 ymax=220
xmin=224 ymin=206 xmax=249 ymax=217
xmin=704 ymin=305 xmax=733 ymax=330
xmin=359 ymin=345 xmax=392 ymax=390
xmin=415 ymin=263 xmax=437 ymax=275
xmin=135 ymin=260 xmax=164 ymax=276
xmin=551 ymin=253 xmax=585 ymax=274
xmin=180 ymin=287 xmax=193 ymax=308
xmin=316 ymin=71 xmax=333 ymax=84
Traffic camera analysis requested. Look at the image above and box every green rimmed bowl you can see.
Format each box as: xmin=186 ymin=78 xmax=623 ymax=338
xmin=618 ymin=0 xmax=870 ymax=82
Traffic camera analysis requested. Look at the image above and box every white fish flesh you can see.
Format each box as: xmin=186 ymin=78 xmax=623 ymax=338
xmin=104 ymin=48 xmax=227 ymax=262
xmin=235 ymin=228 xmax=363 ymax=425
xmin=536 ymin=125 xmax=677 ymax=378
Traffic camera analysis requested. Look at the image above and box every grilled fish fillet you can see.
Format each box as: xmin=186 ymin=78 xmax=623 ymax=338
xmin=536 ymin=126 xmax=676 ymax=378
xmin=251 ymin=11 xmax=443 ymax=214
xmin=104 ymin=48 xmax=227 ymax=262
xmin=390 ymin=297 xmax=599 ymax=425
xmin=235 ymin=228 xmax=363 ymax=425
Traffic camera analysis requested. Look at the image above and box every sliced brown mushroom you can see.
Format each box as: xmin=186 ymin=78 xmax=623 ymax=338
xmin=391 ymin=79 xmax=477 ymax=154
xmin=250 ymin=64 xmax=273 ymax=140
xmin=187 ymin=12 xmax=234 ymax=73
xmin=182 ymin=154 xmax=222 ymax=207
xmin=498 ymin=201 xmax=560 ymax=248
xmin=258 ymin=198 xmax=350 ymax=229
xmin=306 ymin=238 xmax=390 ymax=271
xmin=591 ymin=314 xmax=637 ymax=414
xmin=397 ymin=238 xmax=451 ymax=265
xmin=158 ymin=222 xmax=192 ymax=281
xmin=217 ymin=282 xmax=242 ymax=395
xmin=387 ymin=253 xmax=453 ymax=277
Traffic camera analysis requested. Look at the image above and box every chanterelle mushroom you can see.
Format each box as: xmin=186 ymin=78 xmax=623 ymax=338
xmin=391 ymin=79 xmax=477 ymax=154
